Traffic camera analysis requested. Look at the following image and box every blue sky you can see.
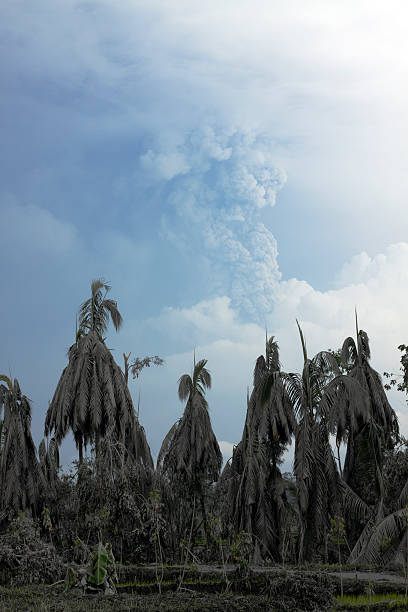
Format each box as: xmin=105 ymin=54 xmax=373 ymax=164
xmin=2 ymin=1 xmax=408 ymax=468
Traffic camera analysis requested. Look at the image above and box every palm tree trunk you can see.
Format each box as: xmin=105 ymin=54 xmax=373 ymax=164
xmin=78 ymin=436 xmax=83 ymax=465
xmin=95 ymin=433 xmax=103 ymax=509
xmin=199 ymin=490 xmax=211 ymax=548
xmin=95 ymin=432 xmax=100 ymax=461
xmin=298 ymin=522 xmax=305 ymax=565
xmin=123 ymin=352 xmax=131 ymax=385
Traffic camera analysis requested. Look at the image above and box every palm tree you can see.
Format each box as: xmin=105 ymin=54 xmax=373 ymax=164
xmin=45 ymin=279 xmax=151 ymax=469
xmin=228 ymin=336 xmax=296 ymax=561
xmin=251 ymin=336 xmax=296 ymax=458
xmin=0 ymin=375 xmax=45 ymax=519
xmin=340 ymin=313 xmax=398 ymax=506
xmin=319 ymin=315 xmax=399 ymax=556
xmin=285 ymin=321 xmax=343 ymax=563
xmin=158 ymin=358 xmax=222 ymax=546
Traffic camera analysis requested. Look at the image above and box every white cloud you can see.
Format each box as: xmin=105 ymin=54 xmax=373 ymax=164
xmin=334 ymin=244 xmax=408 ymax=289
xmin=218 ymin=440 xmax=234 ymax=465
xmin=1 ymin=198 xmax=78 ymax=255
xmin=147 ymin=295 xmax=263 ymax=350
xmin=140 ymin=149 xmax=190 ymax=180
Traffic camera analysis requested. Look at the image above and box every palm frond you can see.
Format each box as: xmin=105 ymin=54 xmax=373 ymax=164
xmin=178 ymin=374 xmax=192 ymax=402
xmin=341 ymin=337 xmax=358 ymax=369
xmin=91 ymin=278 xmax=110 ymax=296
xmin=349 ymin=509 xmax=408 ymax=566
xmin=0 ymin=375 xmax=12 ymax=393
xmin=341 ymin=480 xmax=370 ymax=521
xmin=358 ymin=330 xmax=371 ymax=361
xmin=296 ymin=319 xmax=308 ymax=363
xmin=194 ymin=359 xmax=211 ymax=391
xmin=398 ymin=476 xmax=408 ymax=508
xmin=102 ymin=298 xmax=123 ymax=332
xmin=266 ymin=336 xmax=280 ymax=372
xmin=312 ymin=351 xmax=340 ymax=378
xmin=157 ymin=421 xmax=179 ymax=471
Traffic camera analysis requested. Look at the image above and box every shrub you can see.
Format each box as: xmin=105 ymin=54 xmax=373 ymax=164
xmin=0 ymin=513 xmax=64 ymax=586
xmin=264 ymin=571 xmax=336 ymax=611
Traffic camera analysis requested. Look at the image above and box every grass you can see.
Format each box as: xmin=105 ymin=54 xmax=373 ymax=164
xmin=0 ymin=585 xmax=274 ymax=611
xmin=336 ymin=592 xmax=408 ymax=607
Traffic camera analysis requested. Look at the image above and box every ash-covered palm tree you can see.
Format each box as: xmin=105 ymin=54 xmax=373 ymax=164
xmin=45 ymin=279 xmax=152 ymax=472
xmin=320 ymin=314 xmax=400 ymax=558
xmin=252 ymin=336 xmax=296 ymax=460
xmin=339 ymin=313 xmax=399 ymax=506
xmin=158 ymin=358 xmax=222 ymax=545
xmin=286 ymin=322 xmax=343 ymax=563
xmin=228 ymin=336 xmax=296 ymax=561
xmin=0 ymin=375 xmax=45 ymax=519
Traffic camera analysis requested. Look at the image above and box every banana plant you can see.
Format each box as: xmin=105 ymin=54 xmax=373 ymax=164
xmin=64 ymin=541 xmax=117 ymax=594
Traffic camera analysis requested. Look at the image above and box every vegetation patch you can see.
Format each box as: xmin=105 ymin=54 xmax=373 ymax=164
xmin=337 ymin=592 xmax=408 ymax=607
xmin=0 ymin=513 xmax=64 ymax=586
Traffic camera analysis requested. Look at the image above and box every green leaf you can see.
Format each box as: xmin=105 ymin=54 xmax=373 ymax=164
xmin=88 ymin=542 xmax=108 ymax=585
xmin=64 ymin=567 xmax=77 ymax=591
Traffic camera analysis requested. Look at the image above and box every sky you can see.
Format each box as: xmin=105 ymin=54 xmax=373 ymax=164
xmin=2 ymin=1 xmax=408 ymax=470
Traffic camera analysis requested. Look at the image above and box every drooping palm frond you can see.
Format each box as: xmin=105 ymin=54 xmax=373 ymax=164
xmin=337 ymin=322 xmax=399 ymax=518
xmin=0 ymin=378 xmax=45 ymax=517
xmin=39 ymin=437 xmax=60 ymax=496
xmin=348 ymin=508 xmax=408 ymax=566
xmin=194 ymin=359 xmax=211 ymax=391
xmin=45 ymin=330 xmax=141 ymax=464
xmin=100 ymin=298 xmax=123 ymax=333
xmin=234 ymin=427 xmax=275 ymax=551
xmin=281 ymin=372 xmax=302 ymax=415
xmin=126 ymin=413 xmax=154 ymax=471
xmin=157 ymin=421 xmax=179 ymax=472
xmin=97 ymin=409 xmax=154 ymax=489
xmin=342 ymin=337 xmax=358 ymax=369
xmin=358 ymin=329 xmax=371 ymax=361
xmin=398 ymin=475 xmax=408 ymax=509
xmin=162 ymin=357 xmax=221 ymax=491
xmin=318 ymin=375 xmax=370 ymax=444
xmin=311 ymin=350 xmax=340 ymax=378
xmin=178 ymin=374 xmax=192 ymax=402
xmin=341 ymin=480 xmax=370 ymax=523
xmin=294 ymin=412 xmax=314 ymax=517
xmin=347 ymin=515 xmax=376 ymax=565
xmin=0 ymin=375 xmax=13 ymax=395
